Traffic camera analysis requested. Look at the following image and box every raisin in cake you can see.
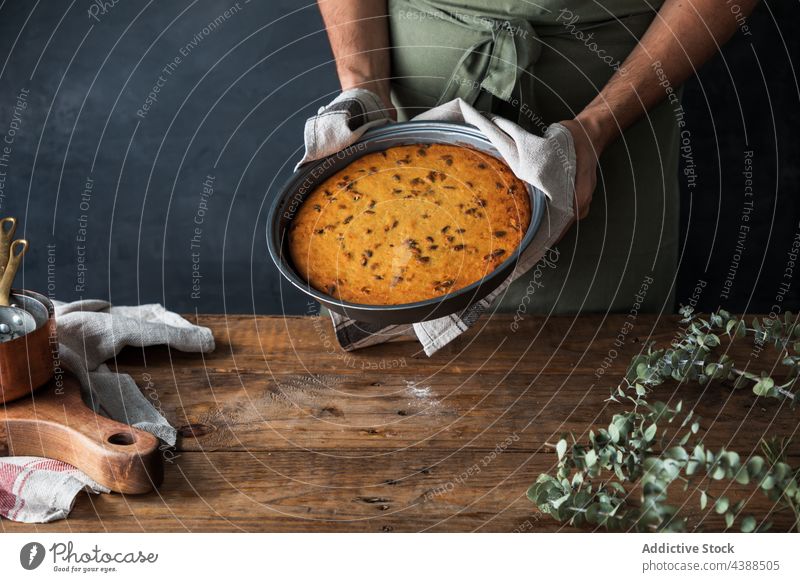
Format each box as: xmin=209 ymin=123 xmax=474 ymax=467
xmin=288 ymin=143 xmax=531 ymax=305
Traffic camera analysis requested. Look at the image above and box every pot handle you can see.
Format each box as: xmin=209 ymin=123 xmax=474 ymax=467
xmin=0 ymin=239 xmax=26 ymax=307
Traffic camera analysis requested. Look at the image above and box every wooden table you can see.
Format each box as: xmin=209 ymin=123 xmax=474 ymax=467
xmin=3 ymin=314 xmax=797 ymax=532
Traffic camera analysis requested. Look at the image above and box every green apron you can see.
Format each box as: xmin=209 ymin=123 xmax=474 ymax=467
xmin=388 ymin=0 xmax=679 ymax=314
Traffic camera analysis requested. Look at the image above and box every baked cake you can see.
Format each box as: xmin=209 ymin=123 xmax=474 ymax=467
xmin=287 ymin=143 xmax=531 ymax=305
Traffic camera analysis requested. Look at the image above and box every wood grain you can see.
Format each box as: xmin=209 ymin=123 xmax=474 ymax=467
xmin=3 ymin=314 xmax=797 ymax=532
xmin=1 ymin=451 xmax=796 ymax=533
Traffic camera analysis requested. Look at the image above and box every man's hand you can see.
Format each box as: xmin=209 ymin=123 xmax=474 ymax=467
xmin=558 ymin=118 xmax=601 ymax=221
xmin=555 ymin=0 xmax=759 ymax=222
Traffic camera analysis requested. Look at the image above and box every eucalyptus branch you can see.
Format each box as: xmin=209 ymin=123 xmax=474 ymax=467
xmin=628 ymin=307 xmax=800 ymax=404
xmin=528 ymin=308 xmax=800 ymax=532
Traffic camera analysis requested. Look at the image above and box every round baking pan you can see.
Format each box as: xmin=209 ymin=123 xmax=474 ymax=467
xmin=267 ymin=121 xmax=546 ymax=324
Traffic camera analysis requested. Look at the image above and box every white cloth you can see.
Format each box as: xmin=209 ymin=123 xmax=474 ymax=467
xmin=298 ymin=88 xmax=392 ymax=169
xmin=0 ymin=457 xmax=109 ymax=524
xmin=302 ymin=90 xmax=576 ymax=355
xmin=54 ymin=300 xmax=215 ymax=444
xmin=1 ymin=300 xmax=215 ymax=523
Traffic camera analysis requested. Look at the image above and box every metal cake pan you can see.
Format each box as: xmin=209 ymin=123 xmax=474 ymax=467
xmin=267 ymin=121 xmax=546 ymax=325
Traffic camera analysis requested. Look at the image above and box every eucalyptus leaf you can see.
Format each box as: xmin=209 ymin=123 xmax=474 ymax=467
xmin=549 ymin=492 xmax=571 ymax=510
xmin=741 ymin=516 xmax=757 ymax=533
xmin=725 ymin=512 xmax=735 ymax=528
xmin=556 ymin=439 xmax=567 ymax=461
xmin=665 ymin=447 xmax=688 ymax=462
xmin=753 ymin=377 xmax=775 ymax=397
xmin=734 ymin=467 xmax=750 ymax=485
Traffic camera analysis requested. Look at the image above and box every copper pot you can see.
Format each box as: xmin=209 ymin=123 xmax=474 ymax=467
xmin=0 ymin=289 xmax=56 ymax=404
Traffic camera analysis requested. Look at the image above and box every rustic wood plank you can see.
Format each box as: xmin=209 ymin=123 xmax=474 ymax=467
xmin=108 ymin=315 xmax=794 ymax=454
xmin=131 ymin=369 xmax=795 ymax=456
xmin=115 ymin=314 xmax=688 ymax=375
xmin=125 ymin=314 xmax=784 ymax=377
xmin=4 ymin=314 xmax=797 ymax=532
xmin=2 ymin=450 xmax=795 ymax=533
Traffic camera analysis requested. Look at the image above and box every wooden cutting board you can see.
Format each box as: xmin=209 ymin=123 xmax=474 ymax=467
xmin=0 ymin=375 xmax=163 ymax=494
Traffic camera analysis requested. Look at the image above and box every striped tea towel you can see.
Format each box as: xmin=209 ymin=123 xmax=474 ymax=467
xmin=0 ymin=457 xmax=109 ymax=524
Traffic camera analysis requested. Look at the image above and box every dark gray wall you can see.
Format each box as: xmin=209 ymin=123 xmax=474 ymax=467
xmin=0 ymin=1 xmax=797 ymax=315
xmin=675 ymin=1 xmax=800 ymax=314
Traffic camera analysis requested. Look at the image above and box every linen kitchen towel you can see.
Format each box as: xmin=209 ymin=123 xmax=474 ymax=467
xmin=53 ymin=300 xmax=215 ymax=445
xmin=301 ymin=91 xmax=576 ymax=355
xmin=0 ymin=457 xmax=109 ymax=524
xmin=0 ymin=300 xmax=215 ymax=523
xmin=298 ymin=88 xmax=393 ymax=169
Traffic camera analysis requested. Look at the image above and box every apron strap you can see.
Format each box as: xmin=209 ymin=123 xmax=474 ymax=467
xmin=396 ymin=0 xmax=540 ymax=108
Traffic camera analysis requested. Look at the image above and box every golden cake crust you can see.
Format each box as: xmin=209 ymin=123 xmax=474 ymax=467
xmin=287 ymin=143 xmax=532 ymax=305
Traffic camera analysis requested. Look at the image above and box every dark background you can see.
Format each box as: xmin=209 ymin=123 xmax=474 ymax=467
xmin=0 ymin=0 xmax=796 ymax=316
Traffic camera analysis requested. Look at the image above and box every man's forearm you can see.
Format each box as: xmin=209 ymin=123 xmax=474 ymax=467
xmin=577 ymin=0 xmax=759 ymax=150
xmin=317 ymin=0 xmax=392 ymax=107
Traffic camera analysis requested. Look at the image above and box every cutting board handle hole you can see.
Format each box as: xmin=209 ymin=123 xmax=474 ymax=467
xmin=107 ymin=432 xmax=136 ymax=446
